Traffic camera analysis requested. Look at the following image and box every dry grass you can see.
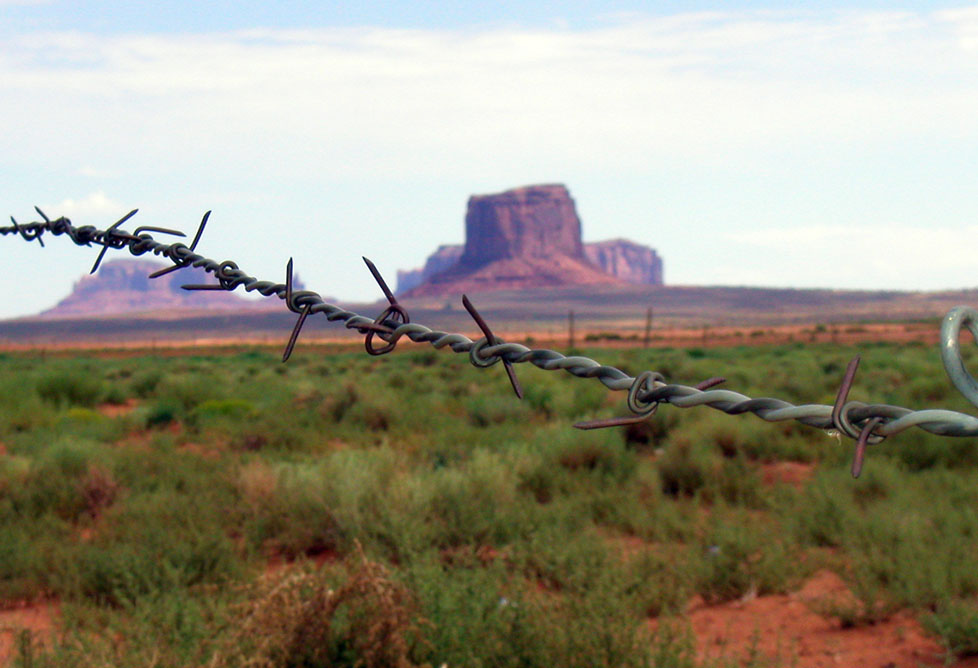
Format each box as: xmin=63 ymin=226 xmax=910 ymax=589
xmin=235 ymin=460 xmax=278 ymax=511
xmin=78 ymin=465 xmax=119 ymax=520
xmin=212 ymin=543 xmax=425 ymax=668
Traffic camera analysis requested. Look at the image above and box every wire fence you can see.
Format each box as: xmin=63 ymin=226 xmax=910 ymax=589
xmin=5 ymin=206 xmax=978 ymax=478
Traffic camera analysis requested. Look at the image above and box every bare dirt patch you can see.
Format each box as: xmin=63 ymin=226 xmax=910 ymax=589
xmin=96 ymin=398 xmax=139 ymax=418
xmin=670 ymin=570 xmax=976 ymax=667
xmin=114 ymin=420 xmax=182 ymax=451
xmin=178 ymin=440 xmax=223 ymax=460
xmin=265 ymin=548 xmax=342 ymax=576
xmin=0 ymin=601 xmax=58 ymax=666
xmin=760 ymin=461 xmax=816 ymax=489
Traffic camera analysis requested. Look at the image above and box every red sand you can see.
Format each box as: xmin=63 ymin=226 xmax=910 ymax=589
xmin=0 ymin=602 xmax=58 ymax=666
xmin=669 ymin=570 xmax=978 ymax=667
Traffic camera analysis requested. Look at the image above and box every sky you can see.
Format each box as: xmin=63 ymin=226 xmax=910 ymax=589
xmin=2 ymin=1 xmax=978 ymax=319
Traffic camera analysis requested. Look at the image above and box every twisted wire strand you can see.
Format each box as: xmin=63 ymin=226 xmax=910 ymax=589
xmin=6 ymin=210 xmax=978 ymax=444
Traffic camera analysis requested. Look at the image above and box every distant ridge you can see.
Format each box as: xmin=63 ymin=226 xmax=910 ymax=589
xmin=39 ymin=258 xmax=290 ymax=318
xmin=4 ymin=283 xmax=978 ymax=348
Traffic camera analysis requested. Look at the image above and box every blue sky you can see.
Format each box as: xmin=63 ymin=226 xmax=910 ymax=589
xmin=3 ymin=1 xmax=937 ymax=33
xmin=2 ymin=1 xmax=978 ymax=319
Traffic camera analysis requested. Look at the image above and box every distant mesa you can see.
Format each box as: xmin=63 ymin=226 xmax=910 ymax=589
xmin=39 ymin=258 xmax=294 ymax=318
xmin=584 ymin=238 xmax=663 ymax=287
xmin=397 ymin=184 xmax=663 ymax=296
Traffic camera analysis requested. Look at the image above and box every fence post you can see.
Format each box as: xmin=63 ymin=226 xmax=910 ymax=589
xmin=644 ymin=306 xmax=653 ymax=348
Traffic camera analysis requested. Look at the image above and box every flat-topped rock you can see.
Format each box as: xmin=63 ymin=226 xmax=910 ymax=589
xmin=400 ymin=184 xmax=664 ymax=296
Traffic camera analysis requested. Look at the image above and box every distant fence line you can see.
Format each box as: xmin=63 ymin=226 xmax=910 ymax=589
xmin=5 ymin=206 xmax=978 ymax=478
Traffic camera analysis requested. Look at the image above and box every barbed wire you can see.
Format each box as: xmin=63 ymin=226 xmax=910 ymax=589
xmin=5 ymin=206 xmax=978 ymax=478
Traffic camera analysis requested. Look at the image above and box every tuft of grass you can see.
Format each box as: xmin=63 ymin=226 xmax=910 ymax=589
xmin=693 ymin=513 xmax=803 ymax=604
xmin=78 ymin=464 xmax=119 ymax=519
xmin=626 ymin=549 xmax=692 ymax=617
xmin=214 ymin=545 xmax=425 ymax=668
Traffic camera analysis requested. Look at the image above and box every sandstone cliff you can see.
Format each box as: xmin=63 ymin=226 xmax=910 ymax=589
xmin=398 ymin=184 xmax=664 ymax=295
xmin=585 ymin=239 xmax=663 ymax=286
xmin=459 ymin=184 xmax=586 ymax=267
xmin=397 ymin=245 xmax=463 ymax=294
xmin=404 ymin=185 xmax=629 ymax=296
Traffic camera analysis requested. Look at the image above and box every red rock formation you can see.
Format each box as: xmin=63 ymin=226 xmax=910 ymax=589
xmin=460 ymin=184 xmax=586 ymax=266
xmin=398 ymin=185 xmax=665 ymax=295
xmin=40 ymin=259 xmax=273 ymax=318
xmin=585 ymin=239 xmax=663 ymax=286
xmin=399 ymin=238 xmax=664 ymax=293
xmin=407 ymin=184 xmax=624 ymax=296
xmin=397 ymin=244 xmax=463 ymax=294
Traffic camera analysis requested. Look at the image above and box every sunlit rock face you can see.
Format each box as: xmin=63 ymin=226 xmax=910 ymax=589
xmin=399 ymin=184 xmax=663 ymax=296
xmin=585 ymin=239 xmax=663 ymax=286
xmin=405 ymin=184 xmax=631 ymax=296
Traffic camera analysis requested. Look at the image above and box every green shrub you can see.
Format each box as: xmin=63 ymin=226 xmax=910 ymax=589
xmin=245 ymin=462 xmax=345 ymax=559
xmin=155 ymin=375 xmax=226 ymax=413
xmin=145 ymin=398 xmax=180 ymax=427
xmin=66 ymin=519 xmax=238 ymax=606
xmin=187 ymin=398 xmax=257 ymax=435
xmin=626 ymin=549 xmax=692 ymax=617
xmin=127 ymin=368 xmax=163 ymax=398
xmin=924 ymin=600 xmax=978 ymax=661
xmin=656 ymin=437 xmax=712 ymax=497
xmin=0 ymin=526 xmax=40 ymax=601
xmin=35 ymin=370 xmax=104 ymax=407
xmin=60 ymin=408 xmax=106 ymax=425
xmin=4 ymin=441 xmax=103 ymax=521
xmin=408 ymin=551 xmax=656 ymax=668
xmin=523 ymin=383 xmax=555 ymax=418
xmin=23 ymin=589 xmax=230 ymax=667
xmin=694 ymin=515 xmax=801 ymax=604
xmin=319 ymin=383 xmax=359 ymax=423
xmin=465 ymin=394 xmax=517 ymax=427
xmin=418 ymin=449 xmax=529 ymax=550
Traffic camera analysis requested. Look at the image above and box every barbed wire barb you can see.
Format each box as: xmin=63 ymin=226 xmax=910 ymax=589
xmin=462 ymin=294 xmax=523 ymax=399
xmin=148 ymin=211 xmax=209 ymax=279
xmin=89 ymin=209 xmax=139 ymax=274
xmin=282 ymin=258 xmax=312 ymax=363
xmin=361 ymin=257 xmax=409 ymax=356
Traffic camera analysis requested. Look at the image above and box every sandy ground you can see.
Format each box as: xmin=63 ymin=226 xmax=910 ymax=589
xmin=0 ymin=602 xmax=58 ymax=665
xmin=673 ymin=569 xmax=978 ymax=667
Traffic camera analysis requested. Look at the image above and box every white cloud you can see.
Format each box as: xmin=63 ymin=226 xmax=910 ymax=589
xmin=937 ymin=7 xmax=978 ymax=50
xmin=77 ymin=165 xmax=118 ymax=178
xmin=2 ymin=8 xmax=976 ymax=178
xmin=47 ymin=191 xmax=127 ymax=221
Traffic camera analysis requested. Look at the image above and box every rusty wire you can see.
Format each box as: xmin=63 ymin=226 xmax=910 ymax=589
xmin=5 ymin=207 xmax=978 ymax=478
